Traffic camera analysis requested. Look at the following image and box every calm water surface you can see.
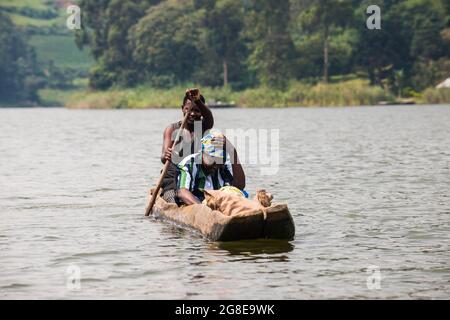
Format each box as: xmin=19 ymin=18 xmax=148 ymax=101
xmin=0 ymin=105 xmax=449 ymax=299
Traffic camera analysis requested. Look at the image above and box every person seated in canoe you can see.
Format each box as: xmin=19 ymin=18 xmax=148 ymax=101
xmin=176 ymin=130 xmax=246 ymax=205
xmin=160 ymin=88 xmax=214 ymax=203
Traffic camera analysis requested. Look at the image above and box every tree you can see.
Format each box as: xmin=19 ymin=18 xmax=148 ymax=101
xmin=410 ymin=1 xmax=445 ymax=61
xmin=355 ymin=0 xmax=448 ymax=91
xmin=76 ymin=0 xmax=161 ymax=88
xmin=354 ymin=1 xmax=412 ymax=86
xmin=408 ymin=0 xmax=448 ymax=89
xmin=129 ymin=0 xmax=205 ymax=87
xmin=202 ymin=0 xmax=246 ymax=87
xmin=245 ymin=0 xmax=296 ymax=88
xmin=297 ymin=0 xmax=353 ymax=82
xmin=0 ymin=12 xmax=41 ymax=102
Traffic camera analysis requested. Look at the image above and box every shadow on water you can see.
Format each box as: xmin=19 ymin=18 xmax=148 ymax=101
xmin=157 ymin=223 xmax=200 ymax=241
xmin=150 ymin=218 xmax=295 ymax=253
xmin=210 ymin=239 xmax=295 ymax=256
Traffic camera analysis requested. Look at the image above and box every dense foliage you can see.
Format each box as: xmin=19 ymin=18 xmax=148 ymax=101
xmin=1 ymin=0 xmax=449 ymax=105
xmin=74 ymin=0 xmax=449 ymax=94
xmin=0 ymin=12 xmax=42 ymax=102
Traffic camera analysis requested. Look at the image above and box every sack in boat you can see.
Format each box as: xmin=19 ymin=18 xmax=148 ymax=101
xmin=203 ymin=189 xmax=264 ymax=217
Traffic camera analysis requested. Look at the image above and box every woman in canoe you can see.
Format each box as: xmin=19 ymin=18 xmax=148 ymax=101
xmin=177 ymin=130 xmax=246 ymax=205
xmin=160 ymin=89 xmax=214 ymax=203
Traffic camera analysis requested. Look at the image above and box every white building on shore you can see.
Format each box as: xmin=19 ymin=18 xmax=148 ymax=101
xmin=436 ymin=78 xmax=450 ymax=89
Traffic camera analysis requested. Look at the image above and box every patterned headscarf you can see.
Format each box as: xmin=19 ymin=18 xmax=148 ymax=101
xmin=201 ymin=130 xmax=225 ymax=159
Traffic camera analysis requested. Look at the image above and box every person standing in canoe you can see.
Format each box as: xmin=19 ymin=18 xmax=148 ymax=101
xmin=177 ymin=130 xmax=246 ymax=205
xmin=160 ymin=89 xmax=214 ymax=203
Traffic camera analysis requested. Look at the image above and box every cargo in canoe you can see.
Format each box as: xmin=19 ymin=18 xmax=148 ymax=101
xmin=147 ymin=190 xmax=295 ymax=242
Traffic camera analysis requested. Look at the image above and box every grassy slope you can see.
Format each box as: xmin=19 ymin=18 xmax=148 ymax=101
xmin=8 ymin=12 xmax=60 ymax=26
xmin=0 ymin=0 xmax=48 ymax=10
xmin=3 ymin=0 xmax=93 ymax=71
xmin=0 ymin=0 xmax=93 ymax=106
xmin=30 ymin=35 xmax=92 ymax=70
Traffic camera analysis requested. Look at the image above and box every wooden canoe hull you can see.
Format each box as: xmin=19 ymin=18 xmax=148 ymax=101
xmin=152 ymin=196 xmax=295 ymax=242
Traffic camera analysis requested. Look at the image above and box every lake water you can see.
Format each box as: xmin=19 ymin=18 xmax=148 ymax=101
xmin=0 ymin=105 xmax=449 ymax=299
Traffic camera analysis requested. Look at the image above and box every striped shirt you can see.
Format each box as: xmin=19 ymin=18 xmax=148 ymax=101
xmin=177 ymin=152 xmax=233 ymax=200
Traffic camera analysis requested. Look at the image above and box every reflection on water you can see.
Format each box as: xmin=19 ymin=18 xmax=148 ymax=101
xmin=1 ymin=106 xmax=449 ymax=299
xmin=211 ymin=239 xmax=294 ymax=256
xmin=152 ymin=218 xmax=295 ymax=257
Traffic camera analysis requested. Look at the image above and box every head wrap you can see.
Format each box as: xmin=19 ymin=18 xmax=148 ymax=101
xmin=201 ymin=130 xmax=225 ymax=159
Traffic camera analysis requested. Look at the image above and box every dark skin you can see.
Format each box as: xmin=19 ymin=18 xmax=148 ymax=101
xmin=178 ymin=187 xmax=203 ymax=205
xmin=224 ymin=138 xmax=246 ymax=190
xmin=161 ymin=91 xmax=214 ymax=164
xmin=177 ymin=142 xmax=246 ymax=205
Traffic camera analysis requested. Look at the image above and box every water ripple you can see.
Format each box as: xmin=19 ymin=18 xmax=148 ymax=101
xmin=0 ymin=106 xmax=449 ymax=299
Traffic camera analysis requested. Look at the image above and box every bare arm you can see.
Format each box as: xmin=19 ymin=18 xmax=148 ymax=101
xmin=225 ymin=138 xmax=246 ymax=190
xmin=185 ymin=89 xmax=214 ymax=130
xmin=231 ymin=150 xmax=246 ymax=190
xmin=177 ymin=189 xmax=201 ymax=205
xmin=195 ymin=98 xmax=214 ymax=130
xmin=161 ymin=125 xmax=175 ymax=164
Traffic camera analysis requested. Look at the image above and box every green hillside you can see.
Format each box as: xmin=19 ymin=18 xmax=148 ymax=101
xmin=30 ymin=35 xmax=92 ymax=70
xmin=0 ymin=0 xmax=48 ymax=10
xmin=0 ymin=0 xmax=93 ymax=105
xmin=0 ymin=0 xmax=93 ymax=72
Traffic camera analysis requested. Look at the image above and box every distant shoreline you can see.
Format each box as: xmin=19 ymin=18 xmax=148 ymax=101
xmin=4 ymin=103 xmax=450 ymax=109
xmin=3 ymin=79 xmax=449 ymax=109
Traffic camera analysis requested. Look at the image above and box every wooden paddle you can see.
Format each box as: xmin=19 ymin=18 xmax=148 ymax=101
xmin=145 ymin=93 xmax=196 ymax=216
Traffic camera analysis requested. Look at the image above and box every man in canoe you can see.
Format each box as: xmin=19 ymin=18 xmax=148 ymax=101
xmin=159 ymin=89 xmax=214 ymax=203
xmin=177 ymin=130 xmax=246 ymax=205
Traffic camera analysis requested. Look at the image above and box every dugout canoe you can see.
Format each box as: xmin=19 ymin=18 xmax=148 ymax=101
xmin=148 ymin=190 xmax=295 ymax=242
